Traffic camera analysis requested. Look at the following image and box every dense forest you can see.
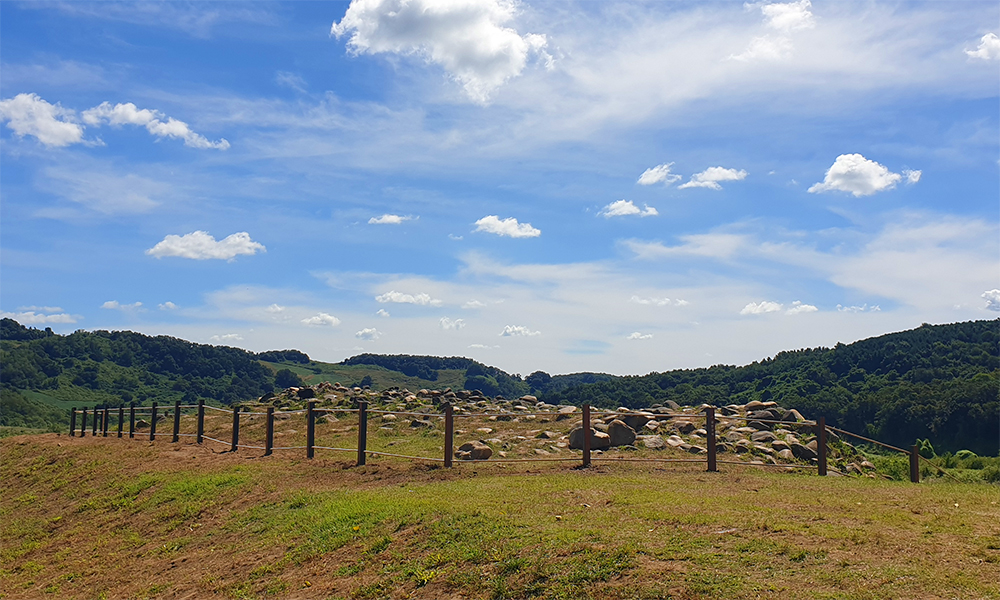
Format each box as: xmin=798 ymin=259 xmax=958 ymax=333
xmin=2 ymin=318 xmax=997 ymax=454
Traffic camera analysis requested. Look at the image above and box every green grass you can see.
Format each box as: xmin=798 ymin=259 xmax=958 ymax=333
xmin=260 ymin=360 xmax=468 ymax=392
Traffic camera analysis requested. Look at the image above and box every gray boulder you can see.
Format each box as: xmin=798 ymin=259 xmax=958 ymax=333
xmin=455 ymin=441 xmax=492 ymax=460
xmin=750 ymin=431 xmax=777 ymax=443
xmin=640 ymin=435 xmax=666 ymax=450
xmin=607 ymin=419 xmax=637 ymax=446
xmin=568 ymin=427 xmax=611 ymax=450
xmin=790 ymin=442 xmax=817 ymax=461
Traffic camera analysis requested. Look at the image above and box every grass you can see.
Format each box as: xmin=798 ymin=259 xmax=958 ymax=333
xmin=3 ymin=428 xmax=999 ymax=600
xmin=259 ymin=360 xmax=468 ymax=392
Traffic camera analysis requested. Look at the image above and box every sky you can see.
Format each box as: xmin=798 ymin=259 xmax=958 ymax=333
xmin=1 ymin=0 xmax=998 ymax=377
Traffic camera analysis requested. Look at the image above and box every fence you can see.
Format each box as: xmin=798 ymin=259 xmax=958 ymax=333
xmin=67 ymin=400 xmax=924 ymax=482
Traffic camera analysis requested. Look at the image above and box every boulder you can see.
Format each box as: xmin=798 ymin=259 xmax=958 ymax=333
xmin=771 ymin=440 xmax=790 ymax=452
xmin=568 ymin=427 xmax=611 ymax=450
xmin=782 ymin=409 xmax=805 ymax=422
xmin=409 ymin=419 xmax=434 ymax=428
xmin=607 ymin=420 xmax=637 ymax=446
xmin=641 ymin=435 xmax=667 ymax=450
xmin=666 ymin=435 xmax=685 ymax=448
xmin=676 ymin=421 xmax=697 ymax=434
xmin=725 ymin=431 xmax=745 ymax=443
xmin=777 ymin=449 xmax=795 ymax=461
xmin=790 ymin=442 xmax=817 ymax=461
xmin=622 ymin=412 xmax=654 ymax=431
xmin=381 ymin=414 xmax=397 ymax=422
xmin=519 ymin=395 xmax=537 ymax=403
xmin=750 ymin=431 xmax=777 ymax=443
xmin=455 ymin=441 xmax=493 ymax=460
xmin=665 ymin=400 xmax=681 ymax=410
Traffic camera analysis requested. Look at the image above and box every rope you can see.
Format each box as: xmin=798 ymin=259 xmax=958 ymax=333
xmin=917 ymin=454 xmax=965 ymax=484
xmin=591 ymin=457 xmax=707 ymax=464
xmin=826 ymin=426 xmax=909 ymax=454
xmin=203 ymin=405 xmax=232 ymax=413
xmin=454 ymin=457 xmax=581 ymax=463
xmin=312 ymin=445 xmax=357 ymax=453
xmin=270 ymin=446 xmax=307 ymax=450
xmin=364 ymin=450 xmax=445 ymax=462
xmin=200 ymin=435 xmax=229 ymax=446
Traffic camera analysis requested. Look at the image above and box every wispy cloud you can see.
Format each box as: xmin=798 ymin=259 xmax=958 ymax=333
xmin=637 ymin=163 xmax=682 ymax=186
xmin=500 ymin=325 xmax=540 ymax=337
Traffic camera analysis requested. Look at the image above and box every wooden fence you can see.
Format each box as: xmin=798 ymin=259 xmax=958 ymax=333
xmin=67 ymin=400 xmax=923 ymax=482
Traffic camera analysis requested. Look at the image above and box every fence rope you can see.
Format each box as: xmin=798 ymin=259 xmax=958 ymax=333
xmin=826 ymin=425 xmax=909 ymax=454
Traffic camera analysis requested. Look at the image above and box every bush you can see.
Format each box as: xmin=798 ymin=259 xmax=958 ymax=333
xmin=982 ymin=465 xmax=1000 ymax=484
xmin=955 ymin=449 xmax=977 ymax=460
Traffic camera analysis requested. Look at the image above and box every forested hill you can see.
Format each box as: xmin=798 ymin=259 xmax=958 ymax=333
xmin=538 ymin=319 xmax=999 ymax=455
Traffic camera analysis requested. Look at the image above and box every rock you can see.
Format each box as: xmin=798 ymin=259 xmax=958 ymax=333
xmin=410 ymin=419 xmax=434 ymax=428
xmin=623 ymin=412 xmax=654 ymax=431
xmin=456 ymin=441 xmax=492 ymax=460
xmin=676 ymin=421 xmax=697 ymax=434
xmin=782 ymin=409 xmax=805 ymax=422
xmin=790 ymin=442 xmax=817 ymax=461
xmin=519 ymin=395 xmax=537 ymax=403
xmin=777 ymin=449 xmax=795 ymax=461
xmin=860 ymin=460 xmax=875 ymax=470
xmin=568 ymin=427 xmax=611 ymax=450
xmin=747 ymin=421 xmax=772 ymax=431
xmin=725 ymin=431 xmax=745 ymax=443
xmin=687 ymin=445 xmax=706 ymax=454
xmin=666 ymin=435 xmax=685 ymax=448
xmin=734 ymin=440 xmax=753 ymax=453
xmin=641 ymin=435 xmax=667 ymax=450
xmin=381 ymin=414 xmax=397 ymax=422
xmin=665 ymin=400 xmax=681 ymax=410
xmin=771 ymin=440 xmax=790 ymax=452
xmin=535 ymin=431 xmax=558 ymax=439
xmin=607 ymin=420 xmax=637 ymax=446
xmin=644 ymin=421 xmax=660 ymax=431
xmin=751 ymin=431 xmax=777 ymax=443
xmin=744 ymin=400 xmax=766 ymax=411
xmin=806 ymin=439 xmax=818 ymax=452
xmin=558 ymin=405 xmax=578 ymax=414
xmin=476 ymin=427 xmax=493 ymax=434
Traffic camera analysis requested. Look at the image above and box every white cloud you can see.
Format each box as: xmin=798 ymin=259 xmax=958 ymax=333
xmin=0 ymin=310 xmax=78 ymax=324
xmin=678 ymin=167 xmax=748 ymax=190
xmin=210 ymin=333 xmax=244 ymax=343
xmin=836 ymin=304 xmax=881 ymax=313
xmin=81 ymin=102 xmax=229 ymax=149
xmin=448 ymin=234 xmax=464 ymax=240
xmin=146 ymin=231 xmax=266 ymax=261
xmin=375 ymin=290 xmax=443 ymax=306
xmin=474 ymin=215 xmax=540 ymax=238
xmin=730 ymin=35 xmax=794 ymax=61
xmin=903 ymin=169 xmax=922 ymax=184
xmin=440 ymin=317 xmax=466 ymax=330
xmin=740 ymin=301 xmax=783 ymax=315
xmin=356 ymin=327 xmax=381 ymax=341
xmin=808 ymin=154 xmax=903 ymax=196
xmin=627 ymin=332 xmax=653 ymax=340
xmin=377 ymin=308 xmax=391 ymax=317
xmin=0 ymin=93 xmax=85 ymax=147
xmin=301 ymin=313 xmax=341 ymax=327
xmin=600 ymin=199 xmax=658 ymax=218
xmin=468 ymin=343 xmax=500 ymax=349
xmin=18 ymin=305 xmax=64 ymax=313
xmin=158 ymin=302 xmax=178 ymax=310
xmin=500 ymin=324 xmax=540 ymax=337
xmin=966 ymin=33 xmax=1000 ymax=60
xmin=275 ymin=71 xmax=308 ymax=93
xmin=637 ymin=163 xmax=682 ymax=186
xmin=761 ymin=0 xmax=815 ymax=32
xmin=785 ymin=300 xmax=818 ymax=314
xmin=368 ymin=213 xmax=414 ymax=224
xmin=630 ymin=295 xmax=688 ymax=307
xmin=331 ymin=0 xmax=551 ymax=104
xmin=983 ymin=290 xmax=1000 ymax=312
xmin=101 ymin=300 xmax=143 ymax=311
xmin=266 ymin=304 xmax=285 ymax=313
xmin=463 ymin=299 xmax=487 ymax=308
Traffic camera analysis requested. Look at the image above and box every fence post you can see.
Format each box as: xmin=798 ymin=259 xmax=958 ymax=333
xmin=910 ymin=445 xmax=920 ymax=483
xmin=357 ymin=401 xmax=368 ymax=467
xmin=172 ymin=400 xmax=181 ymax=443
xmin=117 ymin=406 xmax=124 ymax=438
xmin=582 ymin=404 xmax=592 ymax=468
xmin=817 ymin=417 xmax=827 ymax=476
xmin=706 ymin=406 xmax=717 ymax=472
xmin=306 ymin=400 xmax=315 ymax=459
xmin=80 ymin=408 xmax=87 ymax=437
xmin=444 ymin=403 xmax=454 ymax=468
xmin=92 ymin=407 xmax=99 ymax=436
xmin=129 ymin=403 xmax=135 ymax=439
xmin=70 ymin=407 xmax=76 ymax=437
xmin=196 ymin=399 xmax=205 ymax=444
xmin=231 ymin=405 xmax=240 ymax=452
xmin=150 ymin=402 xmax=158 ymax=441
xmin=102 ymin=407 xmax=109 ymax=437
xmin=264 ymin=407 xmax=274 ymax=456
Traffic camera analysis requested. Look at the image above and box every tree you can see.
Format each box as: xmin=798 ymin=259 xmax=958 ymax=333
xmin=275 ymin=368 xmax=304 ymax=389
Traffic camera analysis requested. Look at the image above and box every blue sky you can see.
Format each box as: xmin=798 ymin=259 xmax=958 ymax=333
xmin=1 ymin=0 xmax=998 ymax=376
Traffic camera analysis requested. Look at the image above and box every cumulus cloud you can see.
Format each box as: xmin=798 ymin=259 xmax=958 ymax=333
xmin=368 ymin=213 xmax=414 ymax=224
xmin=355 ymin=327 xmax=381 ymax=341
xmin=301 ymin=312 xmax=341 ymax=327
xmin=81 ymin=102 xmax=229 ymax=149
xmin=808 ymin=154 xmax=904 ymax=196
xmin=440 ymin=317 xmax=466 ymax=330
xmin=837 ymin=303 xmax=881 ymax=313
xmin=0 ymin=93 xmax=85 ymax=147
xmin=637 ymin=163 xmax=682 ymax=186
xmin=627 ymin=332 xmax=653 ymax=340
xmin=740 ymin=300 xmax=783 ymax=315
xmin=630 ymin=295 xmax=688 ymax=306
xmin=377 ymin=308 xmax=391 ymax=317
xmin=983 ymin=289 xmax=1000 ymax=311
xmin=375 ymin=290 xmax=442 ymax=306
xmin=678 ymin=167 xmax=748 ymax=190
xmin=331 ymin=0 xmax=551 ymax=104
xmin=785 ymin=300 xmax=818 ymax=314
xmin=966 ymin=33 xmax=1000 ymax=60
xmin=146 ymin=231 xmax=266 ymax=261
xmin=101 ymin=300 xmax=143 ymax=311
xmin=903 ymin=169 xmax=922 ymax=184
xmin=474 ymin=215 xmax=540 ymax=238
xmin=730 ymin=0 xmax=814 ymax=61
xmin=210 ymin=333 xmax=243 ymax=343
xmin=0 ymin=310 xmax=78 ymax=324
xmin=600 ymin=199 xmax=658 ymax=218
xmin=158 ymin=301 xmax=178 ymax=310
xmin=500 ymin=324 xmax=540 ymax=337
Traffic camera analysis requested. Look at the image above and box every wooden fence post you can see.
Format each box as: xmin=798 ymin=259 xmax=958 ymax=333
xmin=102 ymin=407 xmax=109 ymax=437
xmin=196 ymin=399 xmax=204 ymax=444
xmin=150 ymin=402 xmax=158 ymax=441
xmin=70 ymin=407 xmax=76 ymax=437
xmin=231 ymin=405 xmax=240 ymax=452
xmin=582 ymin=404 xmax=592 ymax=468
xmin=129 ymin=403 xmax=135 ymax=439
xmin=306 ymin=400 xmax=315 ymax=459
xmin=92 ymin=407 xmax=99 ymax=436
xmin=444 ymin=403 xmax=454 ymax=468
xmin=357 ymin=401 xmax=368 ymax=467
xmin=910 ymin=445 xmax=920 ymax=483
xmin=706 ymin=406 xmax=717 ymax=472
xmin=80 ymin=408 xmax=87 ymax=437
xmin=117 ymin=406 xmax=124 ymax=438
xmin=172 ymin=400 xmax=181 ymax=443
xmin=264 ymin=407 xmax=274 ymax=456
xmin=817 ymin=417 xmax=827 ymax=476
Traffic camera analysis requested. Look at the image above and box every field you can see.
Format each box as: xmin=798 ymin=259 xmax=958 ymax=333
xmin=2 ymin=426 xmax=999 ymax=600
xmin=258 ymin=361 xmax=468 ymax=394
